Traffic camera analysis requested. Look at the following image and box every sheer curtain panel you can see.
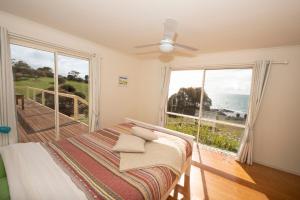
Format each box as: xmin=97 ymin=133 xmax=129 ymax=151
xmin=158 ymin=66 xmax=171 ymax=126
xmin=89 ymin=55 xmax=101 ymax=132
xmin=238 ymin=60 xmax=271 ymax=164
xmin=0 ymin=27 xmax=18 ymax=145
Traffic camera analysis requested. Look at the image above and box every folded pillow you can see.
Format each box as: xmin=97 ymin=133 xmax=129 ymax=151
xmin=113 ymin=134 xmax=145 ymax=153
xmin=132 ymin=126 xmax=158 ymax=141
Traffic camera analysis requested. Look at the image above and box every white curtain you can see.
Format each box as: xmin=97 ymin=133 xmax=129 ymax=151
xmin=158 ymin=66 xmax=171 ymax=126
xmin=0 ymin=27 xmax=18 ymax=145
xmin=89 ymin=55 xmax=101 ymax=132
xmin=238 ymin=60 xmax=271 ymax=164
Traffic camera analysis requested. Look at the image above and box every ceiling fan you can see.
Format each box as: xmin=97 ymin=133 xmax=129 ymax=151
xmin=134 ymin=19 xmax=198 ymax=53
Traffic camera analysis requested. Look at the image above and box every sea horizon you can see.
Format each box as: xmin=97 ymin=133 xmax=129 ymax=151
xmin=207 ymin=93 xmax=249 ymax=114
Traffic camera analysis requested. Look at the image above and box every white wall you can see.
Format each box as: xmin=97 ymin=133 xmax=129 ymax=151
xmin=136 ymin=45 xmax=300 ymax=175
xmin=0 ymin=11 xmax=142 ymax=128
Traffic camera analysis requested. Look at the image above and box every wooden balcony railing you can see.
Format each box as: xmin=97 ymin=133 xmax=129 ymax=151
xmin=25 ymin=86 xmax=88 ymax=121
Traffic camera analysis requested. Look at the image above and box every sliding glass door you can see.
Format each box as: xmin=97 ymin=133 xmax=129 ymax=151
xmin=165 ymin=68 xmax=252 ymax=153
xmin=11 ymin=44 xmax=56 ymax=142
xmin=166 ymin=70 xmax=204 ymax=137
xmin=11 ymin=43 xmax=89 ymax=142
xmin=57 ymin=55 xmax=89 ymax=137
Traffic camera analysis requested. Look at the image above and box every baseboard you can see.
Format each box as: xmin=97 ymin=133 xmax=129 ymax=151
xmin=254 ymin=160 xmax=300 ymax=177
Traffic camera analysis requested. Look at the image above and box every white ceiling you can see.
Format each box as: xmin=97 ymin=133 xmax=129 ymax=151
xmin=1 ymin=0 xmax=300 ymax=54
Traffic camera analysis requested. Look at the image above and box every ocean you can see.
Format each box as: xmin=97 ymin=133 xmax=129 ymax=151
xmin=207 ymin=93 xmax=250 ymax=114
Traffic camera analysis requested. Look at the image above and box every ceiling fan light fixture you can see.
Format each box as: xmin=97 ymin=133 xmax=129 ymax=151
xmin=159 ymin=39 xmax=174 ymax=53
xmin=134 ymin=19 xmax=197 ymax=54
xmin=159 ymin=43 xmax=173 ymax=53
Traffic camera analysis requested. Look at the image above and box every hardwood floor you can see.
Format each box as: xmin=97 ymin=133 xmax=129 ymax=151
xmin=16 ymin=100 xmax=88 ymax=142
xmin=180 ymin=144 xmax=300 ymax=200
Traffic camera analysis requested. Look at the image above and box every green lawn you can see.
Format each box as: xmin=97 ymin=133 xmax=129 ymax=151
xmin=166 ymin=116 xmax=243 ymax=152
xmin=14 ymin=77 xmax=88 ymax=100
xmin=15 ymin=77 xmax=54 ymax=90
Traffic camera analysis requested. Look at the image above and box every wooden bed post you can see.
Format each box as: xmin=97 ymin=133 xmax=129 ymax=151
xmin=185 ymin=159 xmax=192 ymax=176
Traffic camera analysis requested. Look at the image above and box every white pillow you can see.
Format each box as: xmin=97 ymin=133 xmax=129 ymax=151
xmin=132 ymin=126 xmax=158 ymax=141
xmin=113 ymin=134 xmax=145 ymax=153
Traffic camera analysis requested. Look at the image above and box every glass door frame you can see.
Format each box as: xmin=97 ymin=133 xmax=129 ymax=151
xmin=10 ymin=38 xmax=91 ymax=139
xmin=165 ymin=65 xmax=254 ymax=153
xmin=54 ymin=52 xmax=90 ymax=139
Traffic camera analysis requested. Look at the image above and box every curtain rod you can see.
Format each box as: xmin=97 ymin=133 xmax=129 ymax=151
xmin=8 ymin=32 xmax=95 ymax=59
xmin=169 ymin=60 xmax=289 ymax=70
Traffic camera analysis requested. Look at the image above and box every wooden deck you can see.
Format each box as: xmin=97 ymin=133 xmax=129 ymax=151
xmin=17 ymin=99 xmax=88 ymax=143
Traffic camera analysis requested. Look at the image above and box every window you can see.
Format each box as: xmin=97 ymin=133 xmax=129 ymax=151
xmin=166 ymin=68 xmax=252 ymax=153
xmin=202 ymin=69 xmax=252 ymax=125
xmin=11 ymin=44 xmax=89 ymax=142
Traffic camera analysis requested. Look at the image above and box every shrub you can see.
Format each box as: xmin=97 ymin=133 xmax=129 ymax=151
xmin=60 ymin=84 xmax=76 ymax=93
xmin=58 ymin=77 xmax=66 ymax=84
xmin=47 ymin=86 xmax=54 ymax=91
xmin=74 ymin=91 xmax=86 ymax=99
xmin=166 ymin=120 xmax=240 ymax=152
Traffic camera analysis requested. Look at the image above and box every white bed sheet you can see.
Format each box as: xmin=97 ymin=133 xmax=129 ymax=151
xmin=0 ymin=142 xmax=87 ymax=200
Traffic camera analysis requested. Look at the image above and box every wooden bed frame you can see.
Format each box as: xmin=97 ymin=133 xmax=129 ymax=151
xmin=125 ymin=118 xmax=194 ymax=200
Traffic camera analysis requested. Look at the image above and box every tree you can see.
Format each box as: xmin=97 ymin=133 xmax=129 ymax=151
xmin=12 ymin=60 xmax=31 ymax=74
xmin=67 ymin=70 xmax=80 ymax=81
xmin=36 ymin=67 xmax=53 ymax=77
xmin=167 ymin=87 xmax=212 ymax=116
xmin=84 ymin=75 xmax=89 ymax=83
xmin=12 ymin=60 xmax=37 ymax=79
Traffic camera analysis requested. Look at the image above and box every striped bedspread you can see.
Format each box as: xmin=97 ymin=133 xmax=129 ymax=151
xmin=42 ymin=123 xmax=192 ymax=200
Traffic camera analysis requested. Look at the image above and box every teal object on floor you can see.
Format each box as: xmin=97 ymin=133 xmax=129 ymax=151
xmin=0 ymin=127 xmax=10 ymax=134
xmin=0 ymin=126 xmax=10 ymax=146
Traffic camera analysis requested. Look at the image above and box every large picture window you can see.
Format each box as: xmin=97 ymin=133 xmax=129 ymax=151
xmin=166 ymin=68 xmax=252 ymax=153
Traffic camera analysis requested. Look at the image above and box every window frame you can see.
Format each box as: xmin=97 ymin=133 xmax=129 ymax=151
xmin=10 ymin=37 xmax=92 ymax=138
xmin=165 ymin=65 xmax=253 ymax=148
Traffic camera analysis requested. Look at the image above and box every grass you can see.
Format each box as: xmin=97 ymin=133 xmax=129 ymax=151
xmin=166 ymin=116 xmax=243 ymax=152
xmin=14 ymin=77 xmax=88 ymax=99
xmin=15 ymin=77 xmax=54 ymax=90
xmin=65 ymin=80 xmax=88 ymax=99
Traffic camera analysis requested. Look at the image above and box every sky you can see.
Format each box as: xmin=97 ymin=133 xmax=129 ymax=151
xmin=10 ymin=44 xmax=89 ymax=78
xmin=168 ymin=69 xmax=252 ymax=97
xmin=10 ymin=44 xmax=251 ymax=95
xmin=168 ymin=70 xmax=203 ymax=97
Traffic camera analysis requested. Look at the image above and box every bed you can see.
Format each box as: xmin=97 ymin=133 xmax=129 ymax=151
xmin=0 ymin=118 xmax=194 ymax=200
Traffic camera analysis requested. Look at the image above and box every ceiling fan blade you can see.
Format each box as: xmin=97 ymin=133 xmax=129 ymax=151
xmin=135 ymin=50 xmax=160 ymax=56
xmin=163 ymin=18 xmax=178 ymax=40
xmin=134 ymin=43 xmax=160 ymax=48
xmin=174 ymin=43 xmax=198 ymax=51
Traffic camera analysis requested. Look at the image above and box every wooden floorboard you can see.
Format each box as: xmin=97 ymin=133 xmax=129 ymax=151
xmin=17 ymin=99 xmax=88 ymax=142
xmin=181 ymin=143 xmax=300 ymax=200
